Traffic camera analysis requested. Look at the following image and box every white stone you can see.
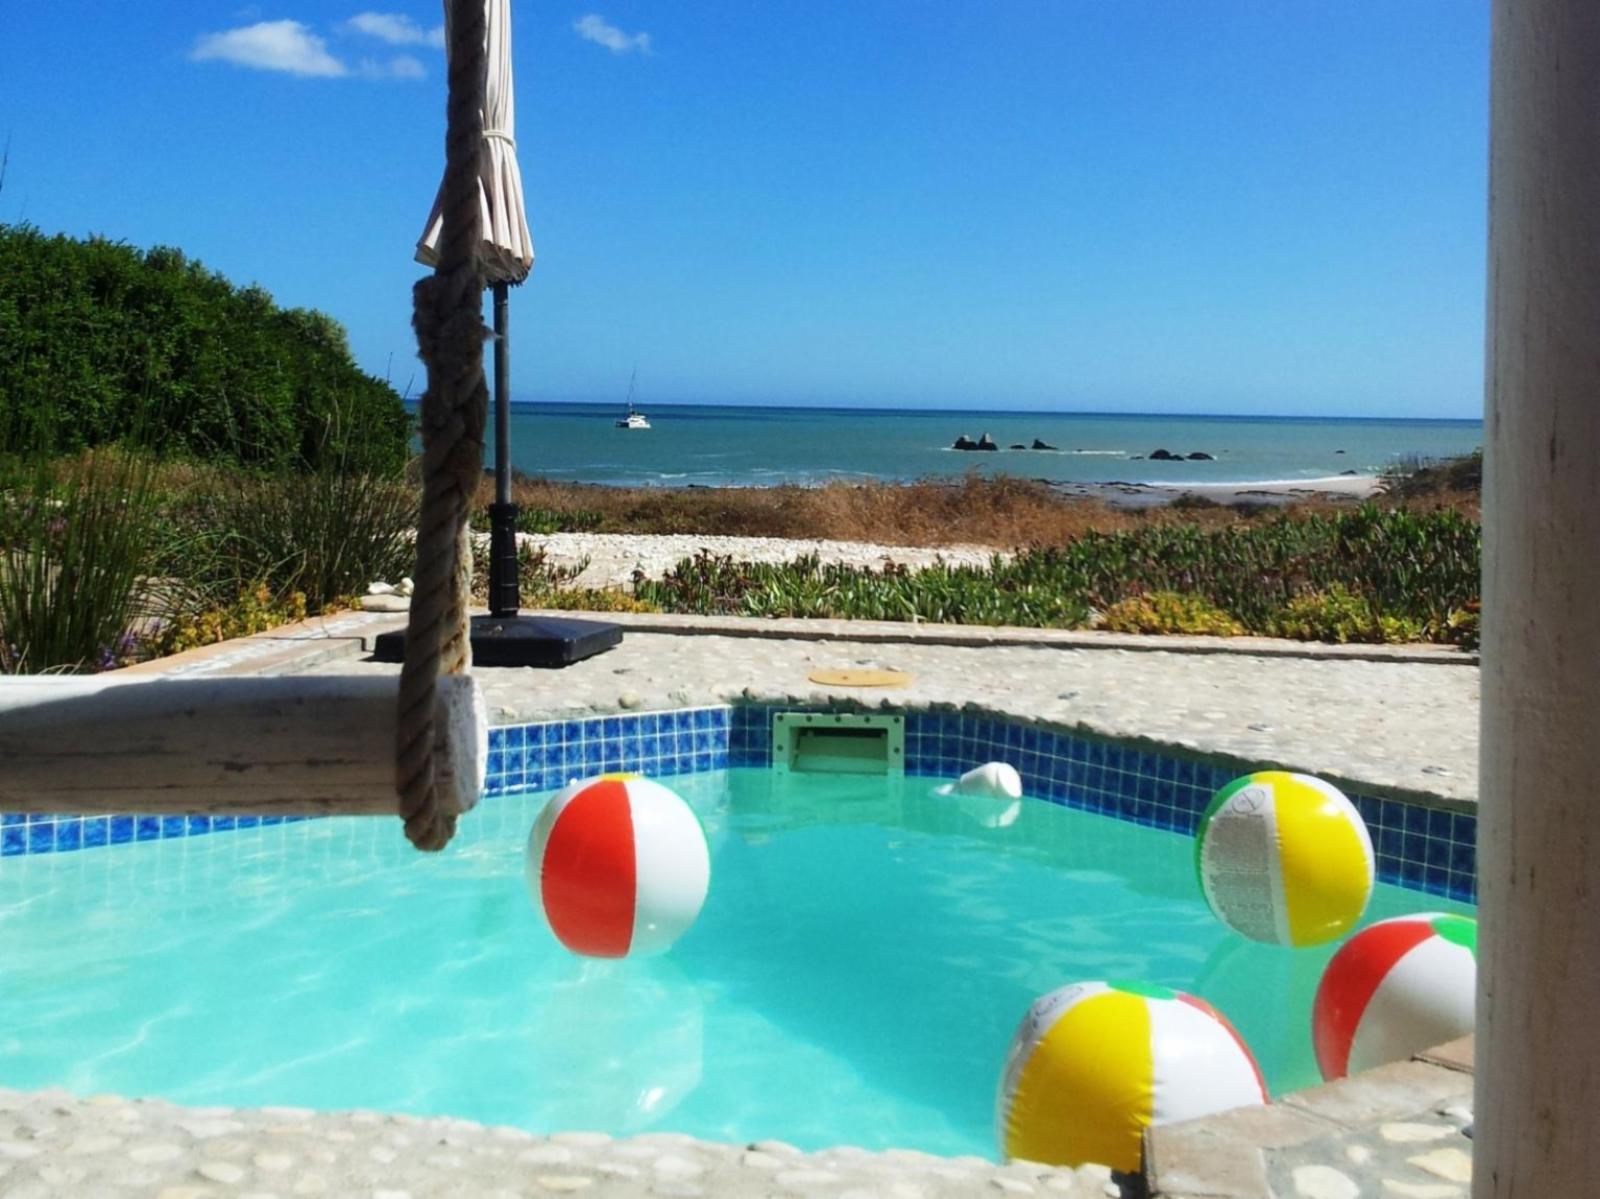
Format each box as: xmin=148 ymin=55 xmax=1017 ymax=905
xmin=198 ymin=1161 xmax=248 ymax=1184
xmin=360 ymin=593 xmax=410 ymax=613
xmin=1409 ymin=1148 xmax=1473 ymax=1183
xmin=519 ymin=1145 xmax=575 ymax=1165
xmin=181 ymin=1119 xmax=246 ymax=1139
xmin=260 ymin=1106 xmax=314 ymax=1122
xmin=535 ymin=1176 xmax=594 ymax=1192
xmin=741 ymin=1150 xmax=786 ymax=1170
xmin=1381 ymin=1122 xmax=1458 ymax=1144
xmin=595 ymin=1162 xmax=641 ymax=1178
xmin=776 ymin=1169 xmax=842 ymax=1187
xmin=130 ymin=1142 xmax=184 ymax=1164
xmin=369 ymin=1145 xmax=398 ymax=1164
xmin=373 ymin=1191 xmax=412 ymax=1199
xmin=0 ymin=1142 xmax=40 ymax=1160
xmin=552 ymin=1131 xmax=612 ymax=1148
xmin=652 ymin=1153 xmax=705 ymax=1178
xmin=253 ymin=1152 xmax=295 ymax=1172
xmin=991 ymin=1179 xmax=1036 ymax=1194
xmin=1346 ymin=1145 xmax=1374 ymax=1165
xmin=1383 ymin=1182 xmax=1464 ymax=1198
xmin=1292 ymin=1165 xmax=1360 ymax=1199
xmin=752 ymin=1139 xmax=803 ymax=1157
xmin=68 ymin=1134 xmax=124 ymax=1155
xmin=156 ymin=1188 xmax=212 ymax=1199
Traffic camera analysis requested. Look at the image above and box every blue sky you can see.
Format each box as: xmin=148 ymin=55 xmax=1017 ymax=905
xmin=0 ymin=3 xmax=1488 ymax=416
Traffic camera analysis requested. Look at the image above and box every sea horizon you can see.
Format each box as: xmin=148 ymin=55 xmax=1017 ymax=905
xmin=402 ymin=400 xmax=1484 ymax=490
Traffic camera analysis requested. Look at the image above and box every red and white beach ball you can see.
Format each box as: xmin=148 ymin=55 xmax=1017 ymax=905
xmin=527 ymin=774 xmax=711 ymax=958
xmin=997 ymin=980 xmax=1267 ymax=1172
xmin=1312 ymin=913 xmax=1477 ymax=1080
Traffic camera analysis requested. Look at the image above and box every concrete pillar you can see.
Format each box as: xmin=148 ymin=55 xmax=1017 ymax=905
xmin=1477 ymin=1 xmax=1600 ymax=1195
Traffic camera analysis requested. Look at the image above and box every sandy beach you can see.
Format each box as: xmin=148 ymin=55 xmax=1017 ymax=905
xmin=1051 ymin=473 xmax=1383 ymax=509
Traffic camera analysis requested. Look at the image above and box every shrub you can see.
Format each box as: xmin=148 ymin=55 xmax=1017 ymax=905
xmin=159 ymin=467 xmax=417 ymax=616
xmin=155 ymin=584 xmax=310 ymax=656
xmin=0 ymin=450 xmax=172 ymax=673
xmin=1100 ymin=592 xmax=1245 ymax=636
xmin=0 ymin=224 xmax=412 ymax=472
xmin=635 ymin=551 xmax=1093 ymax=627
xmin=1272 ymin=586 xmax=1424 ymax=644
xmin=468 ymin=506 xmax=605 ymax=535
xmin=468 ymin=539 xmax=587 ymax=606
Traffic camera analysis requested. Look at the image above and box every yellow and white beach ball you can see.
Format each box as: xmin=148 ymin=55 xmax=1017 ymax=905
xmin=1196 ymin=771 xmax=1374 ymax=947
xmin=997 ymin=980 xmax=1267 ymax=1172
xmin=527 ymin=774 xmax=711 ymax=958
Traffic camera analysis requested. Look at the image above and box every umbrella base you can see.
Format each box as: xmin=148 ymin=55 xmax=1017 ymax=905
xmin=372 ymin=614 xmax=623 ymax=668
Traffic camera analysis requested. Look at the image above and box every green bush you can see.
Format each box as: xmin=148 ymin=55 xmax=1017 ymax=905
xmin=634 ymin=506 xmax=1479 ymax=645
xmin=0 ymin=450 xmax=172 ymax=673
xmin=0 ymin=224 xmax=411 ymax=473
xmin=1100 ymin=592 xmax=1245 ymax=636
xmin=159 ymin=467 xmax=418 ymax=616
xmin=635 ymin=552 xmax=1093 ymax=627
xmin=1271 ymin=586 xmax=1424 ymax=644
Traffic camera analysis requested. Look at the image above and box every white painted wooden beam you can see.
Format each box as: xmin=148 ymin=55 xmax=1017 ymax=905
xmin=1478 ymin=1 xmax=1600 ymax=1194
xmin=0 ymin=676 xmax=486 ymax=819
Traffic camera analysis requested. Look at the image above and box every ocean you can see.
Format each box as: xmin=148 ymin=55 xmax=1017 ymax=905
xmin=459 ymin=403 xmax=1483 ymax=489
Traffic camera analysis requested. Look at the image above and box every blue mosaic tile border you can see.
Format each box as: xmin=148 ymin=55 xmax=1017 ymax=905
xmin=1 ymin=702 xmax=1475 ymax=903
xmin=731 ymin=704 xmax=1477 ymax=904
xmin=483 ymin=706 xmax=730 ymax=797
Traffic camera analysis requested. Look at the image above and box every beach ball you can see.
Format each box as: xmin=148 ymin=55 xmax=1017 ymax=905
xmin=997 ymin=980 xmax=1267 ymax=1172
xmin=527 ymin=774 xmax=711 ymax=958
xmin=1312 ymin=913 xmax=1476 ymax=1080
xmin=1196 ymin=771 xmax=1374 ymax=947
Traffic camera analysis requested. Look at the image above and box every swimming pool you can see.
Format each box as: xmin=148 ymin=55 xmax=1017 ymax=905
xmin=0 ymin=765 xmax=1470 ymax=1159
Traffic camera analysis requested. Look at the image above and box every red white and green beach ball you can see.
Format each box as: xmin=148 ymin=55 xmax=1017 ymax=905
xmin=527 ymin=774 xmax=711 ymax=958
xmin=1312 ymin=913 xmax=1477 ymax=1080
xmin=1196 ymin=771 xmax=1375 ymax=947
xmin=996 ymin=980 xmax=1267 ymax=1173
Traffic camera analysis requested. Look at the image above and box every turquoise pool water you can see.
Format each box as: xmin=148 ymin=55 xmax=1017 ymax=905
xmin=0 ymin=769 xmax=1471 ymax=1158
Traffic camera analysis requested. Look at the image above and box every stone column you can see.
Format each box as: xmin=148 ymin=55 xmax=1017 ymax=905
xmin=1477 ymin=1 xmax=1600 ymax=1195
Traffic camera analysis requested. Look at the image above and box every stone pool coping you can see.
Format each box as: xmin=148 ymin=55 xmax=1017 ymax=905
xmin=0 ymin=1087 xmax=1114 ymax=1197
xmin=1146 ymin=1037 xmax=1475 ymax=1198
xmin=116 ymin=609 xmax=1479 ymax=811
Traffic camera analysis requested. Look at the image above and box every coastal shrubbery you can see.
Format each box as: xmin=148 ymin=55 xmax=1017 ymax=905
xmin=635 ymin=506 xmax=1481 ymax=646
xmin=0 ymin=224 xmax=411 ymax=473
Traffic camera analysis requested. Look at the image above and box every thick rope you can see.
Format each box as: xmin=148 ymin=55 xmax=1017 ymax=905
xmin=396 ymin=0 xmax=489 ymax=851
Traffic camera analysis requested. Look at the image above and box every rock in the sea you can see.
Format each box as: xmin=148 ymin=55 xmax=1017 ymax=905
xmin=1149 ymin=448 xmax=1179 ymax=460
xmin=977 ymin=433 xmax=998 ymax=450
xmin=1031 ymin=439 xmax=1058 ymax=450
xmin=1186 ymin=451 xmax=1215 ymax=461
xmin=952 ymin=435 xmax=979 ymax=450
xmin=1009 ymin=443 xmax=1027 ymax=450
xmin=1340 ymin=469 xmax=1359 ymax=476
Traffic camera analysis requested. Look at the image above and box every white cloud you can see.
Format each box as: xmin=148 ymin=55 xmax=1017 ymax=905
xmin=573 ymin=14 xmax=651 ymax=55
xmin=191 ymin=19 xmax=347 ymax=77
xmin=356 ymin=54 xmax=428 ymax=80
xmin=345 ymin=12 xmax=445 ymax=49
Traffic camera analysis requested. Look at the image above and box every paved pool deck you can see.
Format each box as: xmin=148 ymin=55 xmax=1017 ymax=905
xmin=133 ymin=608 xmax=1479 ymax=811
xmin=16 ymin=612 xmax=1483 ymax=1197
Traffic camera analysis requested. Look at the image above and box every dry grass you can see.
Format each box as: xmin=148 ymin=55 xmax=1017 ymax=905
xmin=467 ymin=472 xmax=1390 ymax=549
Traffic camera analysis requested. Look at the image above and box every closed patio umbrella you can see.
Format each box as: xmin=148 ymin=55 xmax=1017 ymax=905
xmin=380 ymin=0 xmax=620 ymax=667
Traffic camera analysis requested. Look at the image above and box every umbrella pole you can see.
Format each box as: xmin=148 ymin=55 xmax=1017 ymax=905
xmin=487 ymin=280 xmax=519 ymax=617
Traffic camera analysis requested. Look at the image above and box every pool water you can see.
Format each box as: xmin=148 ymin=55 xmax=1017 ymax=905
xmin=0 ymin=769 xmax=1471 ymax=1158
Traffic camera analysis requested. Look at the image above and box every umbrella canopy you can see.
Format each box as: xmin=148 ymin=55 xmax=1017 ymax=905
xmin=416 ymin=0 xmax=533 ymax=285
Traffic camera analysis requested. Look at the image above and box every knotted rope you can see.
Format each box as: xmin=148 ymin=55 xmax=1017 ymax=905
xmin=396 ymin=0 xmax=489 ymax=852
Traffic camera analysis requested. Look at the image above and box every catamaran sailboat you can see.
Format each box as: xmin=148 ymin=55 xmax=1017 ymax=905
xmin=614 ymin=370 xmax=650 ymax=429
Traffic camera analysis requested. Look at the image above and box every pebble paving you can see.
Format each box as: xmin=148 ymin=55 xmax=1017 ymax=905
xmin=0 ymin=1088 xmax=1114 ymax=1199
xmin=300 ymin=622 xmax=1479 ymax=807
